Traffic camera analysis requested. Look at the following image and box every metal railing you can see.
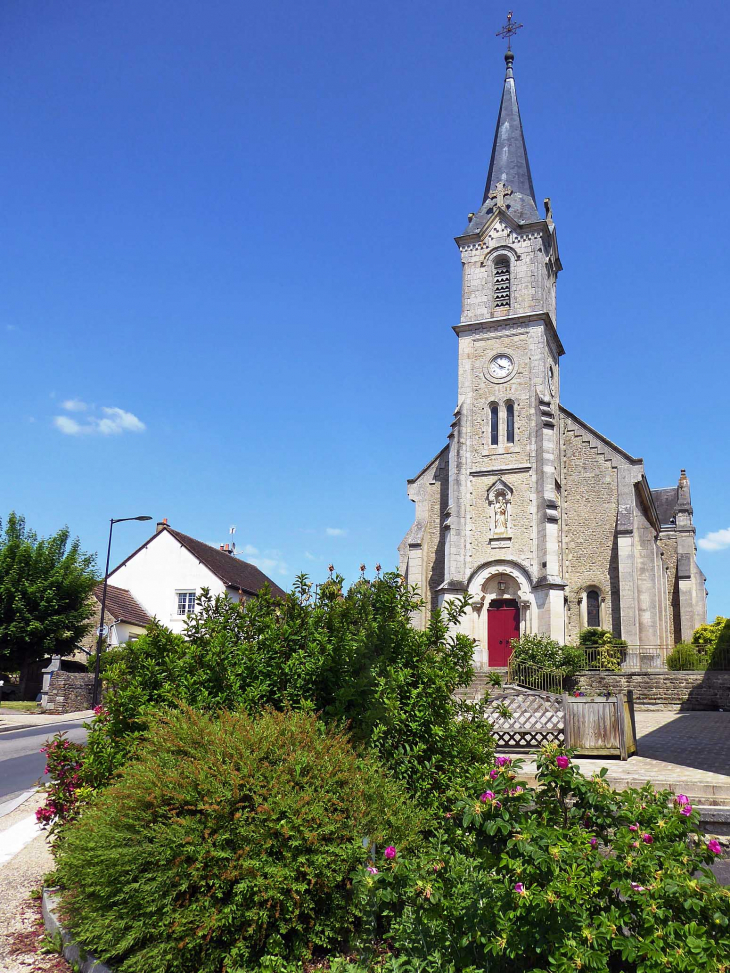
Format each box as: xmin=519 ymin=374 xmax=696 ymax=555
xmin=507 ymin=658 xmax=564 ymax=694
xmin=576 ymin=644 xmax=727 ymax=672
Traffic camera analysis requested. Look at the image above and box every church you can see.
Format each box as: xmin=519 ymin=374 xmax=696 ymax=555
xmin=398 ymin=48 xmax=707 ymax=667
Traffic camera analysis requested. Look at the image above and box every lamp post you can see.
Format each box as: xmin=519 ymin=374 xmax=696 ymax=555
xmin=92 ymin=516 xmax=153 ymax=708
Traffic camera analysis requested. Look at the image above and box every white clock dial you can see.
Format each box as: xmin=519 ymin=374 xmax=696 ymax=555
xmin=488 ymin=354 xmax=514 ymax=379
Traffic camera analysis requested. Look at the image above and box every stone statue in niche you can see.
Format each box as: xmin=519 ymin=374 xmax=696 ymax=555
xmin=494 ymin=494 xmax=508 ymax=535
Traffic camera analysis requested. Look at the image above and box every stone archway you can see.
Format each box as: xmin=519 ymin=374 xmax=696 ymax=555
xmin=466 ymin=561 xmax=535 ymax=669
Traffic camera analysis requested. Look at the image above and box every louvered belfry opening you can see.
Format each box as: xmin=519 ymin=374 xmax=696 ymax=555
xmin=493 ymin=257 xmax=511 ymax=309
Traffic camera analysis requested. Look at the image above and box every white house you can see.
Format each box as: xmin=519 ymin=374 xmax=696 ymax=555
xmin=105 ymin=521 xmax=286 ymax=635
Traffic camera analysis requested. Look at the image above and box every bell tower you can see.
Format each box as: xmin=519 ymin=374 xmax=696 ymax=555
xmin=438 ymin=45 xmax=567 ymax=644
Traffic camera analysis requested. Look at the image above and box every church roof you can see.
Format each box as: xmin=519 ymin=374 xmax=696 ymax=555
xmin=652 ymin=487 xmax=678 ymax=526
xmin=463 ymin=50 xmax=540 ymax=236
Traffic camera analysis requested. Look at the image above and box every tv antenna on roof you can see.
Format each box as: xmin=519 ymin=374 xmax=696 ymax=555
xmin=229 ymin=525 xmax=236 ymax=553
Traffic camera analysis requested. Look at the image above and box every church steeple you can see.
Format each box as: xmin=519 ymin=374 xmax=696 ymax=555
xmin=464 ymin=50 xmax=540 ymax=234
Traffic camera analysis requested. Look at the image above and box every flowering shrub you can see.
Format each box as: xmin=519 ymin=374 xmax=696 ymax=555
xmin=352 ymin=745 xmax=730 ymax=972
xmin=35 ymin=733 xmax=90 ymax=837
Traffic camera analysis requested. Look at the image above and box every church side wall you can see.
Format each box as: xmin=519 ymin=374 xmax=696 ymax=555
xmin=657 ymin=529 xmax=679 ymax=645
xmin=561 ymin=421 xmax=620 ymax=643
xmin=425 ymin=462 xmax=449 ymax=612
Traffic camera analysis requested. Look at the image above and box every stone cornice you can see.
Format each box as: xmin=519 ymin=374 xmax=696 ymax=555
xmin=453 ymin=311 xmax=565 ymax=358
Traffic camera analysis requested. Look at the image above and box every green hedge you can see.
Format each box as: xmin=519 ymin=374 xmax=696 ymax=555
xmin=57 ymin=708 xmax=424 ymax=973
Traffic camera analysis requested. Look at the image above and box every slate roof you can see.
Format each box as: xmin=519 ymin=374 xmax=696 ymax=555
xmin=166 ymin=528 xmax=287 ymax=599
xmin=463 ymin=50 xmax=540 ymax=236
xmin=651 ymin=488 xmax=678 ymax=526
xmin=94 ymin=584 xmax=152 ymax=627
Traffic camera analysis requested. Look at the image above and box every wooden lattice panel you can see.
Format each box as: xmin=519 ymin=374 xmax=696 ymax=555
xmin=485 ymin=690 xmax=565 ymax=751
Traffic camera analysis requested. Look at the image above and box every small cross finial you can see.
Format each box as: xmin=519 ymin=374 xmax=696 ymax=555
xmin=489 ymin=181 xmax=513 ymax=210
xmin=496 ymin=10 xmax=523 ymax=50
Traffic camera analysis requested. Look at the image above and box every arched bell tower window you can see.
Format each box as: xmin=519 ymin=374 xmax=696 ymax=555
xmin=493 ymin=257 xmax=511 ymax=309
xmin=489 ymin=404 xmax=499 ymax=445
xmin=506 ymin=402 xmax=515 ymax=444
xmin=586 ymin=590 xmax=600 ymax=628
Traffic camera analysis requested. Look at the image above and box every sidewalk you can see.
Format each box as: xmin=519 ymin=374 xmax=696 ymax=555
xmin=0 ymin=791 xmax=69 ymax=972
xmin=0 ymin=711 xmax=93 ymax=734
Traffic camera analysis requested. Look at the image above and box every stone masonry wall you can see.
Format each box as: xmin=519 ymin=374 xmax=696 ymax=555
xmin=575 ymin=670 xmax=730 ymax=711
xmin=426 ymin=454 xmax=449 ymax=612
xmin=561 ymin=421 xmax=621 ymax=641
xmin=45 ymin=672 xmax=94 ymax=715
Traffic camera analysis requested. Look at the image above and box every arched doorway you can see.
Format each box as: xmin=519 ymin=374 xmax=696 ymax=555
xmin=487 ymin=598 xmax=520 ymax=666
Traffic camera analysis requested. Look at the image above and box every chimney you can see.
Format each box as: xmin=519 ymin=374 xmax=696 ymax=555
xmin=156 ymin=518 xmax=168 ymax=534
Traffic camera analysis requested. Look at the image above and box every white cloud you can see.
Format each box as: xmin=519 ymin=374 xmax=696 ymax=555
xmin=241 ymin=544 xmax=259 ymax=556
xmin=62 ymin=398 xmax=88 ymax=412
xmin=698 ymin=527 xmax=730 ymax=552
xmin=249 ymin=555 xmax=289 ymax=577
xmin=304 ymin=551 xmax=317 ymax=561
xmin=326 ymin=527 xmax=347 ymax=537
xmin=53 ymin=405 xmax=146 ymax=436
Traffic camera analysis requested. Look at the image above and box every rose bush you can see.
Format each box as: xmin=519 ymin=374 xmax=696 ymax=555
xmin=351 ymin=745 xmax=730 ymax=972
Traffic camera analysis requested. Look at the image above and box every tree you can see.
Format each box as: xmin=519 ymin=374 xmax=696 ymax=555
xmin=0 ymin=512 xmax=97 ymax=694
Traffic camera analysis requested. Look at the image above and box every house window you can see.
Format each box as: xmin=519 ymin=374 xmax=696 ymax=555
xmin=506 ymin=403 xmax=515 ymax=444
xmin=177 ymin=591 xmax=196 ymax=616
xmin=493 ymin=257 xmax=510 ymax=309
xmin=586 ymin=590 xmax=600 ymax=628
xmin=490 ymin=404 xmax=499 ymax=445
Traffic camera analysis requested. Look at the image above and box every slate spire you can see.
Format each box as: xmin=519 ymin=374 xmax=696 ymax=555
xmin=464 ymin=50 xmax=540 ymax=234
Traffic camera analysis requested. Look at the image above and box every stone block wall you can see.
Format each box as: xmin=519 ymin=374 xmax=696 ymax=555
xmin=575 ymin=670 xmax=730 ymax=711
xmin=45 ymin=672 xmax=94 ymax=715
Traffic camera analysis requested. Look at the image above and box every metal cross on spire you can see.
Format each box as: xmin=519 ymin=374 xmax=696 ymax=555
xmin=496 ymin=10 xmax=523 ymax=50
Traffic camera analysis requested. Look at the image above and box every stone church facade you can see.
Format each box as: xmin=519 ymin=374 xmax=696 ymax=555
xmin=399 ymin=50 xmax=706 ymax=667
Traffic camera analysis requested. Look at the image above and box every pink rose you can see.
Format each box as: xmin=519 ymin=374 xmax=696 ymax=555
xmin=480 ymin=791 xmax=495 ymax=802
xmin=674 ymin=794 xmax=690 ymax=806
xmin=590 ymin=837 xmax=598 ymax=848
xmin=489 ymin=769 xmax=499 ymax=780
xmin=384 ymin=845 xmax=396 ymax=860
xmin=495 ymin=756 xmax=512 ymax=768
xmin=494 ymin=801 xmax=502 ymax=809
xmin=366 ymin=866 xmax=379 ymax=875
xmin=680 ymin=805 xmax=693 ymax=817
xmin=708 ymin=840 xmax=722 ymax=855
xmin=629 ymin=825 xmax=638 ymax=832
xmin=556 ymin=755 xmax=570 ymax=770
xmin=514 ymin=883 xmax=525 ymax=894
xmin=630 ymin=882 xmax=646 ymax=892
xmin=642 ymin=834 xmax=653 ymax=844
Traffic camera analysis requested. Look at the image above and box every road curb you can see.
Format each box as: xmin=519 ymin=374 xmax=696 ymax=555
xmin=43 ymin=888 xmax=113 ymax=973
xmin=0 ymin=717 xmax=90 ymax=734
xmin=0 ymin=788 xmax=37 ymax=819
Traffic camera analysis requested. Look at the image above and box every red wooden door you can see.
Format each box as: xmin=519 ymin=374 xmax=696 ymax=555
xmin=487 ymin=600 xmax=520 ymax=667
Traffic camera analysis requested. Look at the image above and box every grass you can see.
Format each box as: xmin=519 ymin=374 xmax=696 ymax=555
xmin=0 ymin=700 xmax=41 ymax=713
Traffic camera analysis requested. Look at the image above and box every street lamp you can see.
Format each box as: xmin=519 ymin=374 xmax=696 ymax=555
xmin=92 ymin=516 xmax=153 ymax=707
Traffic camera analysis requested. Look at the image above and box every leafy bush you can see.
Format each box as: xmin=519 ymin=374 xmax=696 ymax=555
xmin=352 ymin=747 xmax=730 ymax=972
xmin=577 ymin=628 xmax=626 ymax=671
xmin=35 ymin=733 xmax=90 ymax=837
xmin=667 ymin=641 xmax=709 ymax=671
xmin=85 ymin=573 xmax=494 ymax=810
xmin=56 ymin=707 xmax=424 ymax=973
xmin=510 ymin=634 xmax=585 ymax=677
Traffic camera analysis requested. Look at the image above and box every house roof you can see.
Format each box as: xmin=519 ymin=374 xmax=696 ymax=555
xmin=108 ymin=525 xmax=287 ymax=600
xmin=94 ymin=584 xmax=152 ymax=627
xmin=165 ymin=528 xmax=287 ymax=598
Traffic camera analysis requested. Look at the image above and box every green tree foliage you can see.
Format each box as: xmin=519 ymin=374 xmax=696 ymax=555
xmin=577 ymin=628 xmax=627 ymax=671
xmin=0 ymin=512 xmax=96 ymax=683
xmin=692 ymin=616 xmax=728 ymax=649
xmin=86 ymin=572 xmax=494 ymax=809
xmin=351 ymin=747 xmax=730 ymax=973
xmin=57 ymin=708 xmax=424 ymax=973
xmin=709 ymin=618 xmax=730 ymax=670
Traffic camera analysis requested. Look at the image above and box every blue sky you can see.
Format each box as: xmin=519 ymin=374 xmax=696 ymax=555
xmin=1 ymin=0 xmax=729 ymax=620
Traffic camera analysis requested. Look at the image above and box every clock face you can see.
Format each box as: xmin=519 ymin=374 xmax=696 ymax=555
xmin=488 ymin=354 xmax=514 ymax=380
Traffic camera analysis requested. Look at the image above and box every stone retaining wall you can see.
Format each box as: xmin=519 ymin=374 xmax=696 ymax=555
xmin=574 ymin=670 xmax=730 ymax=711
xmin=45 ymin=671 xmax=94 ymax=714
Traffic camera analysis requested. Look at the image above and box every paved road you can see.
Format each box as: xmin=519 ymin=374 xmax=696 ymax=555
xmin=0 ymin=721 xmax=87 ymax=804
